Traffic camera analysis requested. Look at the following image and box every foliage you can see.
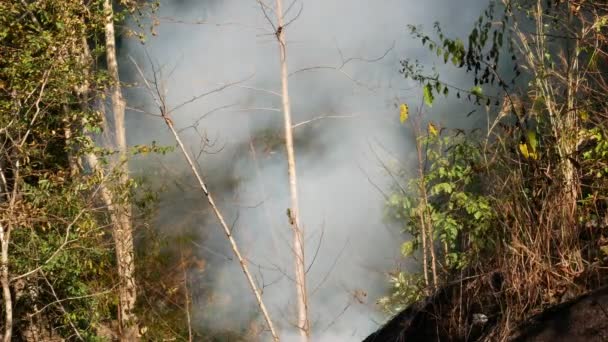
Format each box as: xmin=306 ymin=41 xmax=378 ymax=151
xmin=385 ymin=0 xmax=608 ymax=339
xmin=382 ymin=124 xmax=495 ymax=312
xmin=1 ymin=0 xmax=262 ymax=340
xmin=0 ymin=0 xmax=123 ymax=338
xmin=378 ymin=271 xmax=425 ymax=314
xmin=0 ymin=0 xmax=168 ymax=339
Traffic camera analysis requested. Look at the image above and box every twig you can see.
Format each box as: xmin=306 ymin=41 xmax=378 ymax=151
xmin=129 ymin=57 xmax=280 ymax=341
xmin=11 ymin=210 xmax=85 ymax=282
xmin=40 ymin=272 xmax=84 ymax=341
xmin=292 ymin=115 xmax=358 ymax=129
xmin=310 ymin=238 xmax=349 ymax=296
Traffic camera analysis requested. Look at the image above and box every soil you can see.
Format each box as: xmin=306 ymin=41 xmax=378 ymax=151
xmin=363 ymin=286 xmax=608 ymax=342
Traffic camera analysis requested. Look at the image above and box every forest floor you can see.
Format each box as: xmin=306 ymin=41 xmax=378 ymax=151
xmin=364 ymin=285 xmax=608 ymax=341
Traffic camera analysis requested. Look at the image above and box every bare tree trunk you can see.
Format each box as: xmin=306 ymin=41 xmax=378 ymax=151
xmin=414 ymin=129 xmax=437 ymax=289
xmin=177 ymin=249 xmax=193 ymax=342
xmin=103 ymin=1 xmax=139 ymax=339
xmin=414 ymin=142 xmax=429 ymax=288
xmin=0 ymin=148 xmax=14 ymax=342
xmin=561 ymin=10 xmax=580 ymax=224
xmin=76 ymin=22 xmax=136 ymax=340
xmin=0 ymin=223 xmax=12 ymax=342
xmin=159 ymin=109 xmax=280 ymax=341
xmin=273 ymin=1 xmax=310 ymax=339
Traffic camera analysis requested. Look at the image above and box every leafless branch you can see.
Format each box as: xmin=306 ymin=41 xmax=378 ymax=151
xmin=292 ymin=114 xmax=358 ymax=129
xmin=28 ymin=287 xmax=116 ymax=317
xmin=288 ymin=42 xmax=396 ymax=91
xmin=170 ymin=74 xmax=255 ymax=113
xmin=129 ymin=56 xmax=280 ymax=341
xmin=356 ymin=163 xmax=389 ymax=201
xmin=305 ymin=223 xmax=324 ymax=274
xmin=310 ymin=238 xmax=349 ymax=296
xmin=40 ymin=272 xmax=84 ymax=341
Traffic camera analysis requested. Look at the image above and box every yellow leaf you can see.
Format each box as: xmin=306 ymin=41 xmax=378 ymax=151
xmin=428 ymin=122 xmax=439 ymax=137
xmin=530 ymin=150 xmax=538 ymax=160
xmin=518 ymin=142 xmax=529 ymax=159
xmin=518 ymin=142 xmax=538 ymax=160
xmin=399 ymin=104 xmax=409 ymax=124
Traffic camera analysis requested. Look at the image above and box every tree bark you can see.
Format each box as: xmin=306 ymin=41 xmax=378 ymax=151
xmin=103 ymin=1 xmax=139 ymax=339
xmin=0 ymin=146 xmax=10 ymax=341
xmin=273 ymin=1 xmax=310 ymax=339
xmin=0 ymin=223 xmax=12 ymax=342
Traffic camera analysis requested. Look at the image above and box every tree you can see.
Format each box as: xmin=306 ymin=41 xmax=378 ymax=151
xmin=0 ymin=1 xmax=170 ymax=339
xmin=0 ymin=1 xmax=122 ymax=339
xmin=129 ymin=57 xmax=281 ymax=341
xmin=262 ymin=1 xmax=311 ymax=338
xmin=102 ymin=0 xmax=139 ymax=339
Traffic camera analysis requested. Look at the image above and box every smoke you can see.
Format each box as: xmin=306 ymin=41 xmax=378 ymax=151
xmin=122 ymin=0 xmax=488 ymax=340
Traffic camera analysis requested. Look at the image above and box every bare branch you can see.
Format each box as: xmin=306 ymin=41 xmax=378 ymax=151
xmin=310 ymin=238 xmax=349 ymax=297
xmin=40 ymin=272 xmax=84 ymax=341
xmin=170 ymin=74 xmax=255 ymax=113
xmin=305 ymin=223 xmax=324 ymax=274
xmin=288 ymin=42 xmax=396 ymax=91
xmin=129 ymin=56 xmax=280 ymax=342
xmin=292 ymin=114 xmax=358 ymax=129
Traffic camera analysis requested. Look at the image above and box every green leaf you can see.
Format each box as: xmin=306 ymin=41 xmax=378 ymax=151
xmin=423 ymin=84 xmax=434 ymax=107
xmin=526 ymin=130 xmax=538 ymax=152
xmin=401 ymin=241 xmax=416 ymax=257
xmin=470 ymin=85 xmax=483 ymax=97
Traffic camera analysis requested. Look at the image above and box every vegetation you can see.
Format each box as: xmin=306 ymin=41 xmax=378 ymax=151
xmin=382 ymin=0 xmax=608 ymax=339
xmin=1 ymin=0 xmax=608 ymax=340
xmin=0 ymin=1 xmax=116 ymax=340
xmin=0 ymin=0 xmax=171 ymax=340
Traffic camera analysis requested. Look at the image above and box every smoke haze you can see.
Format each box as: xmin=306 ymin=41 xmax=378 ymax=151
xmin=122 ymin=0 xmax=487 ymax=340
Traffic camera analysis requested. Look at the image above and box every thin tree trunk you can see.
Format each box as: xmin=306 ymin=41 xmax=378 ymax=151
xmin=0 ymin=155 xmax=11 ymax=342
xmin=77 ymin=22 xmax=138 ymax=340
xmin=103 ymin=0 xmax=138 ymax=339
xmin=414 ymin=132 xmax=437 ymax=289
xmin=561 ymin=10 xmax=580 ymax=223
xmin=159 ymin=108 xmax=280 ymax=341
xmin=416 ymin=207 xmax=430 ymax=287
xmin=0 ymin=223 xmax=12 ymax=342
xmin=413 ymin=137 xmax=429 ymax=287
xmin=128 ymin=50 xmax=280 ymax=341
xmin=273 ymin=1 xmax=310 ymax=339
xmin=423 ymin=181 xmax=438 ymax=289
xmin=180 ymin=249 xmax=193 ymax=342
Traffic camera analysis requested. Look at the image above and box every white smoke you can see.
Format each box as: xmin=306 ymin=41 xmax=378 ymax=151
xmin=122 ymin=0 xmax=487 ymax=340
